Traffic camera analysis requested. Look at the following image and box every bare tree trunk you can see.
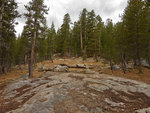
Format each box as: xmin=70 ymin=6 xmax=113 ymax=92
xmin=29 ymin=30 xmax=37 ymax=77
xmin=29 ymin=0 xmax=38 ymax=78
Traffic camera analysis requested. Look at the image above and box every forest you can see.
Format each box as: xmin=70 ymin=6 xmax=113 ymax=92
xmin=0 ymin=0 xmax=150 ymax=77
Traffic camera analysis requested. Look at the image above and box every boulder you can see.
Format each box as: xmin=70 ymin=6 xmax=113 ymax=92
xmin=86 ymin=64 xmax=94 ymax=69
xmin=41 ymin=66 xmax=46 ymax=71
xmin=113 ymin=65 xmax=121 ymax=70
xmin=126 ymin=63 xmax=134 ymax=69
xmin=19 ymin=74 xmax=29 ymax=80
xmin=141 ymin=59 xmax=150 ymax=68
xmin=53 ymin=65 xmax=69 ymax=72
xmin=76 ymin=64 xmax=86 ymax=68
xmin=68 ymin=65 xmax=77 ymax=68
xmin=85 ymin=69 xmax=95 ymax=74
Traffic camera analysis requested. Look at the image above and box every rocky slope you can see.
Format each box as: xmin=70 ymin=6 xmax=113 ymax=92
xmin=0 ymin=72 xmax=150 ymax=113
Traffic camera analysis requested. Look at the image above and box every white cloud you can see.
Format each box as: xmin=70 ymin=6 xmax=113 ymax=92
xmin=15 ymin=0 xmax=128 ymax=36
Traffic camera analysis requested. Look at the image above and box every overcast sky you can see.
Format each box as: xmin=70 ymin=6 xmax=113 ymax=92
xmin=15 ymin=0 xmax=128 ymax=36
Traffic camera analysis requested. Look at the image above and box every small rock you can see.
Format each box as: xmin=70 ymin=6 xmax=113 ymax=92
xmin=83 ymin=93 xmax=87 ymax=95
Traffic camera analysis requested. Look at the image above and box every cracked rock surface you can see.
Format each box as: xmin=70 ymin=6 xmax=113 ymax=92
xmin=0 ymin=71 xmax=150 ymax=113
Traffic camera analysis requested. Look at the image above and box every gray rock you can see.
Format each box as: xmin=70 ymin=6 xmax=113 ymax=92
xmin=86 ymin=65 xmax=94 ymax=69
xmin=85 ymin=69 xmax=95 ymax=74
xmin=88 ymin=84 xmax=109 ymax=92
xmin=2 ymin=72 xmax=150 ymax=113
xmin=126 ymin=63 xmax=134 ymax=69
xmin=41 ymin=66 xmax=46 ymax=71
xmin=141 ymin=59 xmax=150 ymax=68
xmin=53 ymin=65 xmax=69 ymax=72
xmin=19 ymin=74 xmax=29 ymax=80
xmin=135 ymin=107 xmax=150 ymax=113
xmin=113 ymin=65 xmax=121 ymax=70
xmin=68 ymin=65 xmax=77 ymax=68
xmin=76 ymin=64 xmax=86 ymax=68
xmin=104 ymin=98 xmax=124 ymax=107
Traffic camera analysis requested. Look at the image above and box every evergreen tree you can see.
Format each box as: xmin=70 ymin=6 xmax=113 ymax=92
xmin=71 ymin=21 xmax=81 ymax=56
xmin=0 ymin=0 xmax=19 ymax=73
xmin=60 ymin=13 xmax=71 ymax=56
xmin=86 ymin=10 xmax=97 ymax=57
xmin=114 ymin=22 xmax=128 ymax=73
xmin=79 ymin=8 xmax=88 ymax=56
xmin=123 ymin=0 xmax=148 ymax=73
xmin=47 ymin=22 xmax=56 ymax=61
xmin=95 ymin=15 xmax=103 ymax=60
xmin=24 ymin=0 xmax=48 ymax=77
xmin=102 ymin=19 xmax=116 ymax=71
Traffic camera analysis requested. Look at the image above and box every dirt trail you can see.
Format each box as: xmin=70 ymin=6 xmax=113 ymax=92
xmin=0 ymin=71 xmax=150 ymax=113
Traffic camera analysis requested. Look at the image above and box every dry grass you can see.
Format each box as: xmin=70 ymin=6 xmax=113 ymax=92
xmin=0 ymin=57 xmax=150 ymax=87
xmin=104 ymin=68 xmax=150 ymax=84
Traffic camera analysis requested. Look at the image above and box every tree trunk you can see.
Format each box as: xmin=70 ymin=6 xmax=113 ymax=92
xmin=29 ymin=0 xmax=38 ymax=78
xmin=121 ymin=53 xmax=126 ymax=74
xmin=133 ymin=58 xmax=137 ymax=68
xmin=137 ymin=49 xmax=142 ymax=74
xmin=110 ymin=60 xmax=113 ymax=73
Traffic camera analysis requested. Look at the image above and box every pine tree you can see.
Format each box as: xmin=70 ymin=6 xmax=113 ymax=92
xmin=123 ymin=0 xmax=148 ymax=73
xmin=0 ymin=0 xmax=19 ymax=73
xmin=71 ymin=21 xmax=81 ymax=56
xmin=143 ymin=0 xmax=150 ymax=66
xmin=86 ymin=10 xmax=97 ymax=57
xmin=60 ymin=13 xmax=71 ymax=56
xmin=79 ymin=8 xmax=88 ymax=56
xmin=114 ymin=22 xmax=128 ymax=73
xmin=24 ymin=0 xmax=48 ymax=77
xmin=95 ymin=15 xmax=103 ymax=60
xmin=47 ymin=22 xmax=56 ymax=61
xmin=102 ymin=19 xmax=116 ymax=71
xmin=37 ymin=20 xmax=48 ymax=62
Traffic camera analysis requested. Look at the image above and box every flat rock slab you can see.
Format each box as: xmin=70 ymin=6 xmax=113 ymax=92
xmin=0 ymin=72 xmax=150 ymax=113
